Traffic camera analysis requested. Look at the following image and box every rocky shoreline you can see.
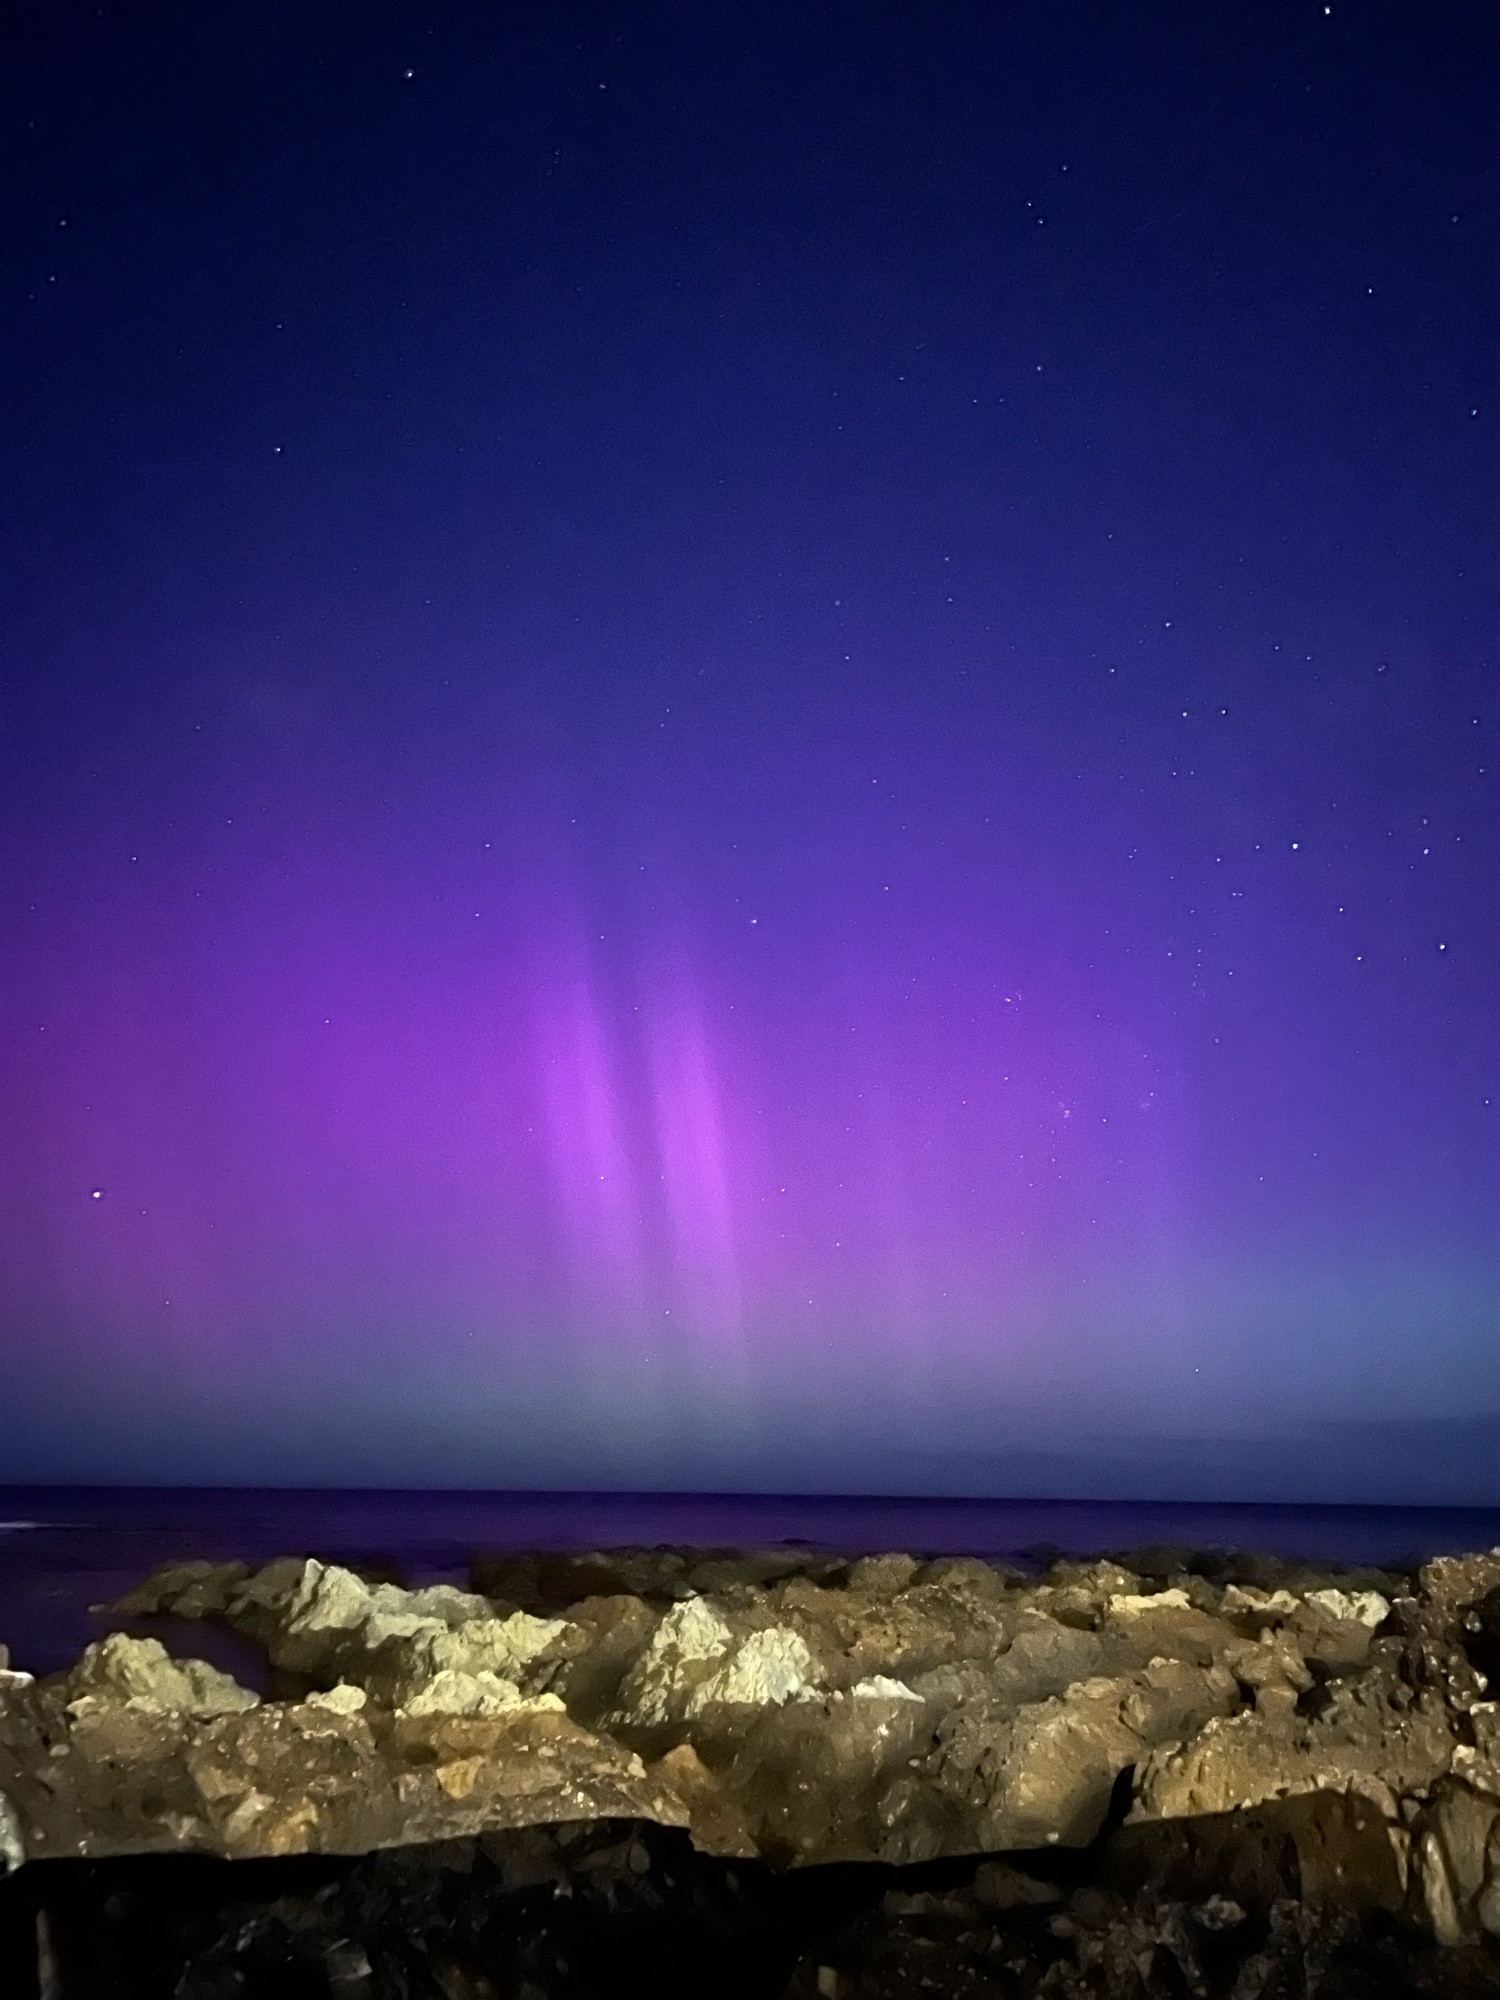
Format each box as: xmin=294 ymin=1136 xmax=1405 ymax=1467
xmin=4 ymin=1539 xmax=1500 ymax=1993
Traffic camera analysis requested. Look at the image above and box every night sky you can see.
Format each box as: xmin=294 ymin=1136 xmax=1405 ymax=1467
xmin=2 ymin=2 xmax=1497 ymax=1497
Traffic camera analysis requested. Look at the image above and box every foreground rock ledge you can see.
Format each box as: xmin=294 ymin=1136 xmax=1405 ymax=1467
xmin=5 ymin=1543 xmax=1500 ymax=1942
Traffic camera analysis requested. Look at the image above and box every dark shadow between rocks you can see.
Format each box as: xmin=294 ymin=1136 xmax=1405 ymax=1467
xmin=6 ymin=1807 xmax=1499 ymax=2000
xmin=1460 ymin=1585 xmax=1500 ymax=1687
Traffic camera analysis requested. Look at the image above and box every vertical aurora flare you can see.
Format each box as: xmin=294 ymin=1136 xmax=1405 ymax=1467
xmin=1 ymin=1 xmax=1496 ymax=1494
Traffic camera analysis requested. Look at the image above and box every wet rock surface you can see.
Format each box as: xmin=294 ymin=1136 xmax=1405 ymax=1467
xmin=6 ymin=1541 xmax=1500 ymax=1985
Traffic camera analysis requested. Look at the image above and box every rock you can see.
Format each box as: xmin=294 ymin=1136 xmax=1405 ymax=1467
xmin=719 ymin=1682 xmax=935 ymax=1865
xmin=185 ymin=1704 xmax=388 ymax=1857
xmin=1306 ymin=1587 xmax=1391 ymax=1630
xmin=1221 ymin=1633 xmax=1315 ymax=1702
xmin=1429 ymin=1782 xmax=1498 ymax=1914
xmin=0 ymin=1679 xmax=691 ymax=1863
xmin=1104 ymin=1786 xmax=1410 ymax=1915
xmin=845 ymin=1554 xmax=920 ymax=1594
xmin=1134 ymin=1667 xmax=1456 ymax=1821
xmin=11 ymin=1532 xmax=1500 ymax=1943
xmin=1421 ymin=1824 xmax=1468 ymax=1945
xmin=986 ymin=1615 xmax=1107 ymax=1702
xmin=366 ymin=1614 xmax=576 ymax=1709
xmin=685 ymin=1626 xmax=819 ymax=1713
xmin=124 ymin=1557 xmax=582 ymax=1713
xmin=400 ymin=1670 xmax=565 ymax=1719
xmin=469 ymin=1544 xmax=851 ymax=1610
xmin=268 ymin=1561 xmax=572 ymax=1696
xmin=385 ymin=1709 xmax=691 ymax=1845
xmin=916 ymin=1555 xmax=1016 ymax=1598
xmin=1101 ymin=1595 xmax=1241 ymax=1672
xmin=1222 ymin=1583 xmax=1302 ymax=1620
xmin=1108 ymin=1586 xmax=1193 ymax=1615
xmin=544 ymin=1592 xmax=658 ymax=1725
xmin=607 ymin=1595 xmax=733 ymax=1731
xmin=926 ymin=1658 xmax=1238 ymax=1852
xmin=106 ymin=1559 xmax=250 ymax=1620
xmin=772 ymin=1569 xmax=1012 ymax=1687
xmin=0 ymin=1790 xmax=23 ymax=1872
xmin=646 ymin=1743 xmax=758 ymax=1857
xmin=306 ymin=1682 xmax=367 ymax=1714
xmin=65 ymin=1634 xmax=259 ymax=1717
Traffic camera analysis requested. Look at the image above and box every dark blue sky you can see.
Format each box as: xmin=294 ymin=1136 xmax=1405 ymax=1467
xmin=2 ymin=1 xmax=1498 ymax=1496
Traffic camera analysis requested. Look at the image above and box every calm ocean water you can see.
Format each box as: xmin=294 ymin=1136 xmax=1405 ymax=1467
xmin=3 ymin=1487 xmax=1500 ymax=1679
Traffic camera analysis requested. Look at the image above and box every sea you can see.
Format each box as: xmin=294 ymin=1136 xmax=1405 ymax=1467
xmin=3 ymin=1487 xmax=1500 ymax=1682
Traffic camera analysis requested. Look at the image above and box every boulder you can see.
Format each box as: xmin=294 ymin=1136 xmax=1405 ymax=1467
xmin=0 ymin=1530 xmax=1484 ymax=1940
xmin=65 ymin=1634 xmax=259 ymax=1718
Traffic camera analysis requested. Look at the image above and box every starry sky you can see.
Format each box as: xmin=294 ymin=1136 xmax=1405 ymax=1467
xmin=2 ymin=1 xmax=1497 ymax=1497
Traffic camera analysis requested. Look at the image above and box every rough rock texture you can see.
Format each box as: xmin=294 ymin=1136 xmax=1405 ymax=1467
xmin=0 ymin=1682 xmax=687 ymax=1864
xmin=64 ymin=1633 xmax=261 ymax=1718
xmin=8 ymin=1539 xmax=1500 ymax=1954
